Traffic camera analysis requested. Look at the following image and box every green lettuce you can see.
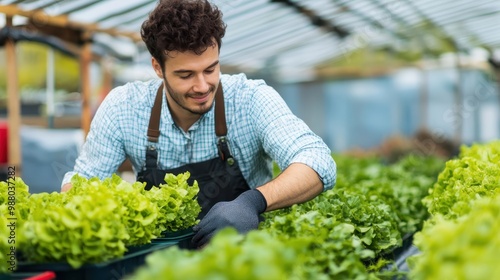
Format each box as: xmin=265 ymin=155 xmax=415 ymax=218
xmin=142 ymin=172 xmax=201 ymax=233
xmin=423 ymin=141 xmax=500 ymax=220
xmin=0 ymin=178 xmax=31 ymax=273
xmin=410 ymin=194 xmax=500 ymax=280
xmin=68 ymin=174 xmax=159 ymax=246
xmin=20 ymin=190 xmax=130 ymax=268
xmin=128 ymin=228 xmax=309 ymax=280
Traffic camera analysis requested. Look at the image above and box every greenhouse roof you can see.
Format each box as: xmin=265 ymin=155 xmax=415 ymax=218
xmin=1 ymin=0 xmax=500 ymax=78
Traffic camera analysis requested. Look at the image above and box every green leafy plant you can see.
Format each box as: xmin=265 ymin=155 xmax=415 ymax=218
xmin=20 ymin=190 xmax=130 ymax=268
xmin=0 ymin=205 xmax=12 ymax=273
xmin=423 ymin=141 xmax=500 ymax=220
xmin=259 ymin=154 xmax=443 ymax=279
xmin=0 ymin=178 xmax=31 ymax=224
xmin=142 ymin=172 xmax=201 ymax=234
xmin=409 ymin=194 xmax=500 ymax=280
xmin=68 ymin=174 xmax=159 ymax=246
xmin=409 ymin=141 xmax=500 ymax=279
xmin=0 ymin=178 xmax=31 ymax=273
xmin=128 ymin=228 xmax=310 ymax=280
xmin=261 ymin=207 xmax=376 ymax=280
xmin=15 ymin=172 xmax=201 ymax=269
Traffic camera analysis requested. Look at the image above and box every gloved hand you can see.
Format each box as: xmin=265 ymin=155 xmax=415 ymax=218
xmin=191 ymin=189 xmax=267 ymax=248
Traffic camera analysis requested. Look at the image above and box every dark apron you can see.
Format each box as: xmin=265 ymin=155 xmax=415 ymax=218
xmin=136 ymin=82 xmax=250 ymax=218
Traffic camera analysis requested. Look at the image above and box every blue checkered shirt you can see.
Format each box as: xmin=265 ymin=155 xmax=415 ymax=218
xmin=62 ymin=73 xmax=336 ymax=190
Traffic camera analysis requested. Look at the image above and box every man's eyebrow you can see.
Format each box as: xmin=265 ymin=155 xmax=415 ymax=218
xmin=173 ymin=60 xmax=219 ymax=74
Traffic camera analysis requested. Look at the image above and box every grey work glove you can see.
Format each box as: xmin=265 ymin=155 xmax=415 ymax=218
xmin=191 ymin=189 xmax=267 ymax=248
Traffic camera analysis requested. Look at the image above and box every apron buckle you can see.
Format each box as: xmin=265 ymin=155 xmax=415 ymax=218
xmin=217 ymin=136 xmax=232 ymax=163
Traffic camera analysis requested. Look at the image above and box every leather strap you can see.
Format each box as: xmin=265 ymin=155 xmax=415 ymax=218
xmin=147 ymin=81 xmax=226 ymax=142
xmin=214 ymin=82 xmax=226 ymax=137
xmin=147 ymin=85 xmax=163 ymax=142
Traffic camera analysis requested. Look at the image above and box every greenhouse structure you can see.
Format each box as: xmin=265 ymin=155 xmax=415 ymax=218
xmin=1 ymin=0 xmax=499 ymax=279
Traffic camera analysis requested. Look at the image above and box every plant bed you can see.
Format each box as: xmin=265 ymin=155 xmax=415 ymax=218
xmin=375 ymin=232 xmax=419 ymax=277
xmin=379 ymin=232 xmax=415 ymax=263
xmin=0 ymin=271 xmax=55 ymax=280
xmin=151 ymin=227 xmax=195 ymax=250
xmin=13 ymin=243 xmax=175 ymax=280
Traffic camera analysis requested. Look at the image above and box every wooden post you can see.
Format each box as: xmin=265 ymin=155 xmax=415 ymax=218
xmin=99 ymin=57 xmax=113 ymax=105
xmin=6 ymin=16 xmax=22 ymax=177
xmin=80 ymin=31 xmax=92 ymax=138
xmin=46 ymin=47 xmax=55 ymax=128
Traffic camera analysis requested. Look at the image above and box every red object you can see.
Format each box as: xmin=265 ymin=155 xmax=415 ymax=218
xmin=24 ymin=271 xmax=56 ymax=280
xmin=0 ymin=121 xmax=7 ymax=164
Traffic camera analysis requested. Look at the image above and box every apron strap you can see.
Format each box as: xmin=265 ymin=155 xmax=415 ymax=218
xmin=146 ymin=81 xmax=231 ymax=161
xmin=214 ymin=82 xmax=226 ymax=137
xmin=146 ymin=81 xmax=228 ymax=140
xmin=213 ymin=83 xmax=233 ymax=162
xmin=147 ymin=85 xmax=163 ymax=142
xmin=144 ymin=145 xmax=158 ymax=169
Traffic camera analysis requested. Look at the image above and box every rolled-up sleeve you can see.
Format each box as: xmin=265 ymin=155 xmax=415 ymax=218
xmin=61 ymin=88 xmax=126 ymax=187
xmin=248 ymin=83 xmax=336 ymax=191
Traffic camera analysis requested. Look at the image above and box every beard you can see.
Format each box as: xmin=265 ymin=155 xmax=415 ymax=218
xmin=164 ymin=77 xmax=216 ymax=116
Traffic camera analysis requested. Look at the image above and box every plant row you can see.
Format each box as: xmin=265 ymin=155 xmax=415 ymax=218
xmin=0 ymin=172 xmax=200 ymax=272
xmin=408 ymin=140 xmax=500 ymax=279
xmin=129 ymin=154 xmax=445 ymax=280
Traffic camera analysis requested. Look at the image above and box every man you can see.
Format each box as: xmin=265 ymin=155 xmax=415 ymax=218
xmin=62 ymin=0 xmax=336 ymax=247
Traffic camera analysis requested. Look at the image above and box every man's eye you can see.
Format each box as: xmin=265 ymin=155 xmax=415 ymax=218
xmin=180 ymin=74 xmax=191 ymax=79
xmin=205 ymin=69 xmax=215 ymax=74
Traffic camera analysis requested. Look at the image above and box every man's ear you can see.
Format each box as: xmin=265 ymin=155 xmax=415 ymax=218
xmin=151 ymin=57 xmax=163 ymax=79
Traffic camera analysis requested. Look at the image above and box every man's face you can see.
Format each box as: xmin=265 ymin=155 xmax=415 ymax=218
xmin=152 ymin=44 xmax=220 ymax=119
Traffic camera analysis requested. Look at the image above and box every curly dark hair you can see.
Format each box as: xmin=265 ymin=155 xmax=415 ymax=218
xmin=141 ymin=0 xmax=226 ymax=70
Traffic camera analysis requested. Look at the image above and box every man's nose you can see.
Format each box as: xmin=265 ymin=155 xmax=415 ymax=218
xmin=193 ymin=74 xmax=210 ymax=93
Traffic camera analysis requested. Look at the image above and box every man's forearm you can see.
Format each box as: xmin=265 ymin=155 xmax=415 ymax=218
xmin=257 ymin=162 xmax=323 ymax=211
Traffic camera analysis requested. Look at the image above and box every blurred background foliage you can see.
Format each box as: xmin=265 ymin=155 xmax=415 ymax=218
xmin=0 ymin=42 xmax=79 ymax=99
xmin=316 ymin=20 xmax=474 ymax=79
